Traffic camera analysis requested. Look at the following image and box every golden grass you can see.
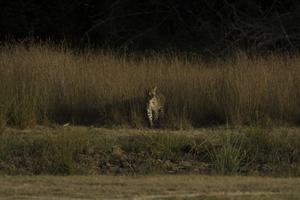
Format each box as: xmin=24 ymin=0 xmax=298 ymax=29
xmin=0 ymin=175 xmax=299 ymax=199
xmin=0 ymin=42 xmax=299 ymax=128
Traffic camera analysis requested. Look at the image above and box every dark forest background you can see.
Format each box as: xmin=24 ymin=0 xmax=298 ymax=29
xmin=1 ymin=0 xmax=300 ymax=55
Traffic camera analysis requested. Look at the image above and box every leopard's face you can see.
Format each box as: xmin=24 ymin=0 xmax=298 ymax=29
xmin=146 ymin=87 xmax=157 ymax=101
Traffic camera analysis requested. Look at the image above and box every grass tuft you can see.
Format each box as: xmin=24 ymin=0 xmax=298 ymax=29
xmin=207 ymin=133 xmax=248 ymax=174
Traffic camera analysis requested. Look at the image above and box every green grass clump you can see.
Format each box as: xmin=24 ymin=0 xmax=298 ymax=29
xmin=207 ymin=134 xmax=248 ymax=175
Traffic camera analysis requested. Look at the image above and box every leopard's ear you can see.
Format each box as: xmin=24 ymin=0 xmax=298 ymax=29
xmin=147 ymin=89 xmax=152 ymax=96
xmin=152 ymin=86 xmax=157 ymax=94
xmin=147 ymin=86 xmax=157 ymax=97
xmin=145 ymin=87 xmax=152 ymax=97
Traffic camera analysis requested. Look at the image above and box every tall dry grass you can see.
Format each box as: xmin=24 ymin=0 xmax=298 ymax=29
xmin=0 ymin=42 xmax=299 ymax=128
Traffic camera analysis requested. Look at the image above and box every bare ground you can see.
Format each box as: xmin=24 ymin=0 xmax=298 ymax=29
xmin=0 ymin=175 xmax=299 ymax=200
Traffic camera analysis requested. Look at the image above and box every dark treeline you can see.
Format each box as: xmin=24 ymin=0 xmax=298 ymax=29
xmin=1 ymin=0 xmax=300 ymax=54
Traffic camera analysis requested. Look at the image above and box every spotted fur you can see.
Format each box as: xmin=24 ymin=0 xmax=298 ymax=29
xmin=146 ymin=87 xmax=165 ymax=128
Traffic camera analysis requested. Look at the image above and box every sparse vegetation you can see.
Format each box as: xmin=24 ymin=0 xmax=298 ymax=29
xmin=0 ymin=126 xmax=299 ymax=176
xmin=0 ymin=42 xmax=299 ymax=128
